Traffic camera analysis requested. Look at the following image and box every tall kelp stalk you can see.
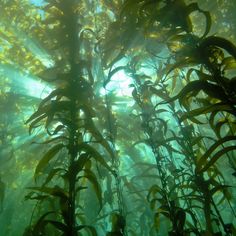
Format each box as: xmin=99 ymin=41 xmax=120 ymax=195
xmin=102 ymin=85 xmax=127 ymax=236
xmin=129 ymin=67 xmax=190 ymax=235
xmin=23 ymin=1 xmax=116 ymax=235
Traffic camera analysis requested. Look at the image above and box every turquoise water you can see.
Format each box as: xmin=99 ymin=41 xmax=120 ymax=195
xmin=0 ymin=0 xmax=236 ymax=235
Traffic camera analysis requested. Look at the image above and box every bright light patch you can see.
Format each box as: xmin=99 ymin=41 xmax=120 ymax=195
xmin=100 ymin=69 xmax=133 ymax=97
xmin=95 ymin=6 xmax=103 ymax=13
xmin=29 ymin=0 xmax=46 ymax=6
xmin=24 ymin=76 xmax=53 ymax=98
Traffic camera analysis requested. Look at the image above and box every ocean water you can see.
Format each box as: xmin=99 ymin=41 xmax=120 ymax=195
xmin=0 ymin=0 xmax=236 ymax=235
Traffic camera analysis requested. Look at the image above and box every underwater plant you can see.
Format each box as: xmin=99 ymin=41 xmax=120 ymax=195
xmin=20 ymin=1 xmax=119 ymax=235
xmin=0 ymin=0 xmax=236 ymax=235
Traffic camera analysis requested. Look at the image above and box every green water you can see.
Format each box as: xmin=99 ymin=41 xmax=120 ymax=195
xmin=0 ymin=0 xmax=236 ymax=235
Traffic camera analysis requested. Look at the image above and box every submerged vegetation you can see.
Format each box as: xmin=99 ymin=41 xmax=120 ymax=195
xmin=0 ymin=0 xmax=236 ymax=235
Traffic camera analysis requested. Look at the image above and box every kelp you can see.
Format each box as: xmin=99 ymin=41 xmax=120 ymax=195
xmin=101 ymin=0 xmax=212 ymax=68
xmin=23 ymin=1 xmax=116 ymax=235
xmin=0 ymin=0 xmax=235 ymax=235
xmin=167 ymin=35 xmax=236 ymax=75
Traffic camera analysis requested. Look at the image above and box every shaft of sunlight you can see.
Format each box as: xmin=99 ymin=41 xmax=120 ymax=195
xmin=15 ymin=29 xmax=54 ymax=68
xmin=0 ymin=64 xmax=53 ymax=99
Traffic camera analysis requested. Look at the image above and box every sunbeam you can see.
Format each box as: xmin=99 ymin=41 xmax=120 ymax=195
xmin=0 ymin=64 xmax=53 ymax=99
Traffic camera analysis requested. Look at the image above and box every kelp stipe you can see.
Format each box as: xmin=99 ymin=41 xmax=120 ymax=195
xmin=23 ymin=1 xmax=117 ymax=235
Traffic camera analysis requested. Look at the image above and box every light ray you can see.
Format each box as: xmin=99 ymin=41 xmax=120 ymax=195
xmin=15 ymin=30 xmax=54 ymax=68
xmin=0 ymin=64 xmax=53 ymax=99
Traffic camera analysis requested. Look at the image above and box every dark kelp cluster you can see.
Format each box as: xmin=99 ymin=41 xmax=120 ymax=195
xmin=0 ymin=0 xmax=236 ymax=235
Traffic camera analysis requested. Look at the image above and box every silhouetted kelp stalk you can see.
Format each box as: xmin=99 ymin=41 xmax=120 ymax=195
xmin=172 ymin=109 xmax=234 ymax=236
xmin=127 ymin=64 xmax=203 ymax=235
xmin=103 ymin=99 xmax=127 ymax=236
xmin=24 ymin=1 xmax=116 ymax=235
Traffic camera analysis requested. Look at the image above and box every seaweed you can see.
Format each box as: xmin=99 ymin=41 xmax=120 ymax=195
xmin=0 ymin=0 xmax=236 ymax=235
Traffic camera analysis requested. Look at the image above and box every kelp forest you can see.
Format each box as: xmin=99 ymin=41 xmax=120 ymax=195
xmin=0 ymin=0 xmax=236 ymax=235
